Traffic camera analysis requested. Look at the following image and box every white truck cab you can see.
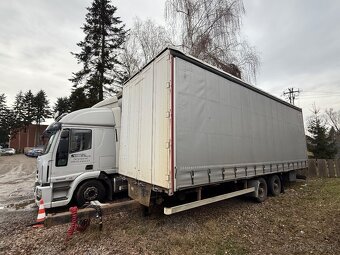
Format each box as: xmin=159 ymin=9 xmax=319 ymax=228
xmin=35 ymin=97 xmax=127 ymax=208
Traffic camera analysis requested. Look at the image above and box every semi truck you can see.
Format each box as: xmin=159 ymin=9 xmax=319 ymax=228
xmin=35 ymin=47 xmax=307 ymax=213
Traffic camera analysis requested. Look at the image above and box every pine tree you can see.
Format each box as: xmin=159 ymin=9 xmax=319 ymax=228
xmin=0 ymin=94 xmax=15 ymax=145
xmin=34 ymin=90 xmax=51 ymax=125
xmin=22 ymin=90 xmax=35 ymax=128
xmin=12 ymin=91 xmax=26 ymax=130
xmin=32 ymin=90 xmax=51 ymax=146
xmin=70 ymin=0 xmax=127 ymax=103
xmin=308 ymin=109 xmax=338 ymax=159
xmin=53 ymin=97 xmax=71 ymax=118
xmin=0 ymin=93 xmax=8 ymax=144
xmin=69 ymin=87 xmax=93 ymax=112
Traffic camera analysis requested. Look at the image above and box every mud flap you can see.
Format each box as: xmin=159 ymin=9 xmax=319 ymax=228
xmin=128 ymin=179 xmax=152 ymax=207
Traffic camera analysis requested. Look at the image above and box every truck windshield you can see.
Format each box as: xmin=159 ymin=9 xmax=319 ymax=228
xmin=43 ymin=133 xmax=56 ymax=154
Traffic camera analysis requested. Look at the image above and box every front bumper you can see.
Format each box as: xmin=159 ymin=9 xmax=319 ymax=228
xmin=34 ymin=185 xmax=53 ymax=208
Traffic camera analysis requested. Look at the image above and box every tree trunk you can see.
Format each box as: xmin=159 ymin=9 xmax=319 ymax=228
xmin=99 ymin=0 xmax=106 ymax=101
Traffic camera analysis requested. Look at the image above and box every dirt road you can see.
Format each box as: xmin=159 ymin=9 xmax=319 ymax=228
xmin=0 ymin=154 xmax=36 ymax=210
xmin=0 ymin=156 xmax=339 ymax=254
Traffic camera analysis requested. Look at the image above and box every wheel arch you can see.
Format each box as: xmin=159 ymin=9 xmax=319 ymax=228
xmin=70 ymin=171 xmax=113 ymax=202
xmin=67 ymin=171 xmax=101 ymax=202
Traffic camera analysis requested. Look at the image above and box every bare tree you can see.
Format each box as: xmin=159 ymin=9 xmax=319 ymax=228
xmin=325 ymin=108 xmax=340 ymax=133
xmin=121 ymin=18 xmax=170 ymax=78
xmin=121 ymin=34 xmax=140 ymax=78
xmin=165 ymin=0 xmax=259 ymax=82
xmin=132 ymin=18 xmax=171 ymax=65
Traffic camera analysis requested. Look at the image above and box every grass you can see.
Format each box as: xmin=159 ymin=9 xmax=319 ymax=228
xmin=100 ymin=178 xmax=340 ymax=255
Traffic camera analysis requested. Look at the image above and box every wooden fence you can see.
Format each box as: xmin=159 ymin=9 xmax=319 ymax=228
xmin=300 ymin=159 xmax=340 ymax=178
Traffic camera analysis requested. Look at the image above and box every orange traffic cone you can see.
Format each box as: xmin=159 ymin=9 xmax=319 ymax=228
xmin=33 ymin=199 xmax=46 ymax=228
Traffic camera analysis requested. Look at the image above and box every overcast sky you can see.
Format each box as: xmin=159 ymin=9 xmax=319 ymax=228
xmin=0 ymin=0 xmax=339 ymax=124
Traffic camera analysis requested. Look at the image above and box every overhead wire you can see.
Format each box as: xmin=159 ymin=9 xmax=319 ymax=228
xmin=294 ymin=90 xmax=340 ymax=100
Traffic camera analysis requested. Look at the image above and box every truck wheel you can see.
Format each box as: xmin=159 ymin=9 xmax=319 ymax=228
xmin=255 ymin=178 xmax=267 ymax=203
xmin=76 ymin=180 xmax=105 ymax=206
xmin=268 ymin=175 xmax=281 ymax=196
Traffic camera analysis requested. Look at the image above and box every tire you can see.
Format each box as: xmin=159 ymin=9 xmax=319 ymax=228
xmin=76 ymin=180 xmax=106 ymax=206
xmin=255 ymin=178 xmax=268 ymax=203
xmin=268 ymin=175 xmax=282 ymax=196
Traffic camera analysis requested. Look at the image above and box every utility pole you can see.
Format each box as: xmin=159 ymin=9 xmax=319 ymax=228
xmin=283 ymin=88 xmax=300 ymax=105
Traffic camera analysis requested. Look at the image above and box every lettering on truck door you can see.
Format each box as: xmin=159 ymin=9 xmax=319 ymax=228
xmin=53 ymin=128 xmax=94 ymax=182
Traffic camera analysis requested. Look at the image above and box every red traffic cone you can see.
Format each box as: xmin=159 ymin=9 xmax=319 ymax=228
xmin=33 ymin=199 xmax=46 ymax=228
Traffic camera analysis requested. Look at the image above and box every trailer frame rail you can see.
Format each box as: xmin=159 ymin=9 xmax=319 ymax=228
xmin=164 ymin=187 xmax=255 ymax=215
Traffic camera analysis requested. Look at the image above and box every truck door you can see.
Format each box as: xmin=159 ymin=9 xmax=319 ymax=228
xmin=53 ymin=128 xmax=94 ymax=181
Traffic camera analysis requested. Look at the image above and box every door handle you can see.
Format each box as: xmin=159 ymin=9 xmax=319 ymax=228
xmin=85 ymin=165 xmax=93 ymax=170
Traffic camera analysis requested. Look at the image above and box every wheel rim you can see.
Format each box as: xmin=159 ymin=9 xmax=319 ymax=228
xmin=84 ymin=187 xmax=98 ymax=200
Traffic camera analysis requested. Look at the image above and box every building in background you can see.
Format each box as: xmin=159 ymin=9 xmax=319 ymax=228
xmin=9 ymin=124 xmax=48 ymax=153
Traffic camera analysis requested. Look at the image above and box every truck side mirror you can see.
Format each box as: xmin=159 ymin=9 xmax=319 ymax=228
xmin=56 ymin=130 xmax=69 ymax=167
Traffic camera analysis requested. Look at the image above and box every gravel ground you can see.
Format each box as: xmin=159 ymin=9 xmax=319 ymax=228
xmin=0 ymin=155 xmax=340 ymax=254
xmin=0 ymin=154 xmax=37 ymax=253
xmin=0 ymin=154 xmax=36 ymax=210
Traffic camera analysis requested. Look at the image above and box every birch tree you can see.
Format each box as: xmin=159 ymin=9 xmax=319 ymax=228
xmin=121 ymin=18 xmax=170 ymax=77
xmin=165 ymin=0 xmax=259 ymax=82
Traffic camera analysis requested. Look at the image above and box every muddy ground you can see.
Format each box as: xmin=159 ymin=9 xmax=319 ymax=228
xmin=0 ymin=155 xmax=340 ymax=255
xmin=0 ymin=154 xmax=36 ymax=210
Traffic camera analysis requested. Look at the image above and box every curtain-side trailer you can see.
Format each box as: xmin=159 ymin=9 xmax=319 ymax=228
xmin=119 ymin=47 xmax=307 ymax=214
